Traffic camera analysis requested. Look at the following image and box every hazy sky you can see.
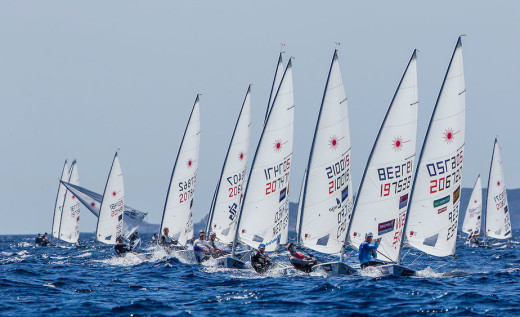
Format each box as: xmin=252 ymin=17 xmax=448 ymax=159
xmin=1 ymin=1 xmax=518 ymax=234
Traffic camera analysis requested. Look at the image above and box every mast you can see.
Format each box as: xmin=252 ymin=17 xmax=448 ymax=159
xmin=232 ymin=59 xmax=293 ymax=257
xmin=205 ymin=86 xmax=251 ymax=239
xmin=95 ymin=152 xmax=121 ymax=243
xmin=265 ymin=53 xmax=283 ymax=124
xmin=51 ymin=160 xmax=68 ymax=241
xmin=400 ymin=37 xmax=465 ymax=260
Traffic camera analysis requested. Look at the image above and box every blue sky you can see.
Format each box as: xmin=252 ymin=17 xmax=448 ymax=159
xmin=0 ymin=1 xmax=518 ymax=234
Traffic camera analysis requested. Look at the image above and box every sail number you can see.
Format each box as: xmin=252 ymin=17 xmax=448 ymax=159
xmin=427 ymin=150 xmax=463 ymax=194
xmin=446 ymin=203 xmax=460 ymax=240
xmin=326 ymin=154 xmax=350 ymax=194
xmin=265 ymin=158 xmax=291 ymax=195
xmin=227 ymin=170 xmax=246 ymax=198
xmin=378 ymin=160 xmax=413 ymax=197
xmin=179 ymin=175 xmax=197 ymax=203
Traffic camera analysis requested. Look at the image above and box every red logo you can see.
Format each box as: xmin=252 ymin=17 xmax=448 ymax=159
xmin=273 ymin=139 xmax=283 ymax=152
xmin=187 ymin=159 xmax=194 ymax=168
xmin=238 ymin=151 xmax=245 ymax=161
xmin=329 ymin=135 xmax=339 ymax=150
xmin=443 ymin=128 xmax=460 ymax=144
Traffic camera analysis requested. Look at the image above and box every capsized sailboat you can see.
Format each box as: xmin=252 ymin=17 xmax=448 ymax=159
xmin=403 ymin=37 xmax=466 ymax=269
xmin=485 ymin=139 xmax=512 ymax=240
xmin=462 ymin=175 xmax=482 ymax=237
xmin=296 ymin=50 xmax=355 ymax=275
xmin=206 ymin=86 xmax=251 ymax=246
xmin=225 ymin=59 xmax=295 ymax=269
xmin=345 ymin=49 xmax=418 ymax=276
xmin=160 ymin=96 xmax=200 ymax=246
xmin=95 ymin=153 xmax=125 ymax=245
xmin=58 ymin=160 xmax=81 ymax=244
xmin=51 ymin=160 xmax=69 ymax=241
xmin=61 ymin=181 xmax=146 ymax=238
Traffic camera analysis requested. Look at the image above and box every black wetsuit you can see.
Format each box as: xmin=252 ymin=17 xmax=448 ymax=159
xmin=35 ymin=237 xmax=43 ymax=246
xmin=41 ymin=239 xmax=50 ymax=246
xmin=114 ymin=243 xmax=132 ymax=256
xmin=250 ymin=250 xmax=272 ymax=273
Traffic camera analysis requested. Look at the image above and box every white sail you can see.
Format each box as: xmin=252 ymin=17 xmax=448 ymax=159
xmin=61 ymin=181 xmax=146 ymax=238
xmin=347 ymin=51 xmax=418 ymax=263
xmin=96 ymin=153 xmax=125 ymax=245
xmin=485 ymin=139 xmax=512 ymax=239
xmin=265 ymin=53 xmax=284 ymax=124
xmin=207 ymin=87 xmax=251 ymax=244
xmin=462 ymin=175 xmax=482 ymax=235
xmin=235 ymin=60 xmax=294 ymax=252
xmin=405 ymin=38 xmax=466 ymax=257
xmin=160 ymin=96 xmax=200 ymax=245
xmin=298 ymin=51 xmax=353 ymax=254
xmin=295 ymin=169 xmax=307 ymax=240
xmin=52 ymin=160 xmax=69 ymax=239
xmin=59 ymin=161 xmax=81 ymax=243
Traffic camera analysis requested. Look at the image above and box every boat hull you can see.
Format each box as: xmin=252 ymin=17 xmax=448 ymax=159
xmin=311 ymin=262 xmax=356 ymax=275
xmin=373 ymin=264 xmax=416 ymax=276
xmin=217 ymin=256 xmax=247 ymax=269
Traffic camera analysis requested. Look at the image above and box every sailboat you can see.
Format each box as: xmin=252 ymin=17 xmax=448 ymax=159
xmin=160 ymin=96 xmax=200 ymax=247
xmin=403 ymin=37 xmax=466 ymax=270
xmin=61 ymin=181 xmax=146 ymax=238
xmin=95 ymin=152 xmax=125 ymax=244
xmin=58 ymin=160 xmax=81 ymax=244
xmin=206 ymin=86 xmax=251 ymax=245
xmin=226 ymin=59 xmax=295 ymax=269
xmin=461 ymin=175 xmax=482 ymax=238
xmin=345 ymin=49 xmax=418 ymax=276
xmin=485 ymin=139 xmax=512 ymax=240
xmin=296 ymin=50 xmax=355 ymax=274
xmin=51 ymin=160 xmax=69 ymax=241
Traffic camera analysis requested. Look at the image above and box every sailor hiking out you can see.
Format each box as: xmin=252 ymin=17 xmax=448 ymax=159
xmin=193 ymin=230 xmax=214 ymax=263
xmin=250 ymin=244 xmax=273 ymax=273
xmin=114 ymin=236 xmax=132 ymax=257
xmin=287 ymin=243 xmax=317 ymax=273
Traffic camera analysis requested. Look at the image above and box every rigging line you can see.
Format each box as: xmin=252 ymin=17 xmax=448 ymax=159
xmin=377 ymin=250 xmax=397 ymax=264
xmin=433 ymin=256 xmax=457 ymax=272
xmin=408 ymin=252 xmax=423 ymax=267
xmin=400 ymin=248 xmax=412 ymax=263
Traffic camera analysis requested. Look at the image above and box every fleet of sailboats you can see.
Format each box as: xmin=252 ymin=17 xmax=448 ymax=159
xmin=47 ymin=37 xmax=515 ymax=276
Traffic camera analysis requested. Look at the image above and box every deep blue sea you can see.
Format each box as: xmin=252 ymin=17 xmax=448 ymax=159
xmin=1 ymin=232 xmax=519 ymax=316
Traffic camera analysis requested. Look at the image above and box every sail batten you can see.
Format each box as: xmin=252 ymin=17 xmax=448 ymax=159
xmin=160 ymin=96 xmax=200 ymax=245
xmin=404 ymin=38 xmax=466 ymax=257
xmin=346 ymin=50 xmax=418 ymax=264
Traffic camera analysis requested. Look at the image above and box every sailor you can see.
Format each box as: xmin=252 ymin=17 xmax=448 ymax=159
xmin=468 ymin=232 xmax=482 ymax=246
xmin=358 ymin=232 xmax=383 ymax=269
xmin=250 ymin=243 xmax=273 ymax=273
xmin=114 ymin=236 xmax=132 ymax=256
xmin=193 ymin=230 xmax=213 ymax=263
xmin=129 ymin=231 xmax=139 ymax=246
xmin=35 ymin=233 xmax=43 ymax=246
xmin=41 ymin=233 xmax=50 ymax=246
xmin=159 ymin=227 xmax=178 ymax=246
xmin=287 ymin=243 xmax=317 ymax=273
xmin=151 ymin=233 xmax=158 ymax=244
xmin=75 ymin=239 xmax=86 ymax=248
xmin=208 ymin=232 xmax=229 ymax=257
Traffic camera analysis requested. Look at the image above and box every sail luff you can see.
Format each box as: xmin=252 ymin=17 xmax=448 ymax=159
xmin=52 ymin=160 xmax=69 ymax=240
xmin=265 ymin=53 xmax=284 ymax=124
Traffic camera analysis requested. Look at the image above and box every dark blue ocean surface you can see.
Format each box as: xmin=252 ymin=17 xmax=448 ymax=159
xmin=1 ymin=232 xmax=519 ymax=316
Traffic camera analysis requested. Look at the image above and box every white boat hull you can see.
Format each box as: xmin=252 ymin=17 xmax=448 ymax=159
xmin=371 ymin=264 xmax=416 ymax=276
xmin=311 ymin=262 xmax=356 ymax=275
xmin=217 ymin=256 xmax=247 ymax=269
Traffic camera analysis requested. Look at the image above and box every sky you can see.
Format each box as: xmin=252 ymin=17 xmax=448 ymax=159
xmin=0 ymin=1 xmax=519 ymax=234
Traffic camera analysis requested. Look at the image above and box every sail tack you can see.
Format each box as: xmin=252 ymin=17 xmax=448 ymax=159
xmin=347 ymin=50 xmax=418 ymax=263
xmin=160 ymin=96 xmax=200 ymax=245
xmin=485 ymin=139 xmax=512 ymax=239
xmin=96 ymin=153 xmax=125 ymax=245
xmin=235 ymin=60 xmax=295 ymax=252
xmin=405 ymin=38 xmax=466 ymax=257
xmin=206 ymin=87 xmax=251 ymax=244
xmin=298 ymin=51 xmax=353 ymax=254
xmin=462 ymin=176 xmax=482 ymax=235
xmin=59 ymin=161 xmax=81 ymax=243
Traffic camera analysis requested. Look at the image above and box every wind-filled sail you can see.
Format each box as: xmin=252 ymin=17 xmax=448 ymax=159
xmin=485 ymin=139 xmax=512 ymax=239
xmin=462 ymin=176 xmax=482 ymax=235
xmin=52 ymin=160 xmax=69 ymax=239
xmin=59 ymin=161 xmax=81 ymax=243
xmin=96 ymin=153 xmax=125 ymax=244
xmin=298 ymin=51 xmax=353 ymax=254
xmin=265 ymin=53 xmax=284 ymax=124
xmin=348 ymin=51 xmax=418 ymax=263
xmin=235 ymin=60 xmax=294 ymax=252
xmin=160 ymin=96 xmax=200 ymax=245
xmin=405 ymin=38 xmax=466 ymax=257
xmin=61 ymin=181 xmax=146 ymax=238
xmin=206 ymin=87 xmax=251 ymax=244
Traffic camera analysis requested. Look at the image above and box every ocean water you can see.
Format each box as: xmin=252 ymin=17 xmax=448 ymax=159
xmin=1 ymin=232 xmax=519 ymax=316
